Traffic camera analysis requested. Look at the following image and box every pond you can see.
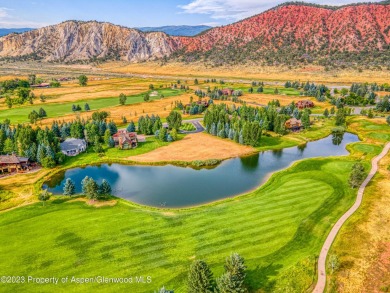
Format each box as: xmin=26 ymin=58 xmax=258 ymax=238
xmin=44 ymin=133 xmax=359 ymax=208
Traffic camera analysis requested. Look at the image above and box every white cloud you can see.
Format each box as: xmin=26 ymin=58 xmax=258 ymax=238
xmin=179 ymin=0 xmax=384 ymax=23
xmin=0 ymin=6 xmax=46 ymax=28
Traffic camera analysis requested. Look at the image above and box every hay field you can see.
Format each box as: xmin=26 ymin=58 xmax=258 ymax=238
xmin=98 ymin=61 xmax=390 ymax=84
xmin=130 ymin=133 xmax=255 ymax=162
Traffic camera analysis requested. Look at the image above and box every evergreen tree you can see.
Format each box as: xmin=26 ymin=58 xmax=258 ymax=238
xmin=107 ymin=122 xmax=118 ymax=135
xmin=170 ymin=129 xmax=178 ymax=141
xmin=93 ymin=137 xmax=104 ymax=153
xmin=38 ymin=190 xmax=51 ymax=206
xmin=108 ymin=137 xmax=115 ymax=148
xmin=81 ymin=176 xmax=99 ymax=200
xmin=28 ymin=110 xmax=40 ymax=123
xmin=78 ymin=75 xmax=88 ymax=86
xmin=63 ymin=178 xmax=76 ymax=196
xmin=166 ymin=111 xmax=182 ymax=130
xmin=104 ymin=129 xmax=112 ymax=146
xmin=188 ymin=260 xmax=215 ymax=293
xmin=3 ymin=138 xmax=14 ymax=154
xmin=127 ymin=121 xmax=136 ymax=132
xmin=293 ymin=108 xmax=300 ymax=119
xmin=323 ymin=108 xmax=329 ymax=118
xmin=301 ymin=110 xmax=311 ymax=129
xmin=335 ymin=109 xmax=346 ymax=126
xmin=119 ymin=93 xmax=127 ymax=105
xmin=99 ymin=179 xmax=112 ymax=195
xmin=159 ymin=127 xmax=167 ymax=142
xmin=70 ymin=121 xmax=84 ymax=138
xmin=348 ymin=163 xmax=366 ymax=188
xmin=84 ymin=103 xmax=90 ymax=111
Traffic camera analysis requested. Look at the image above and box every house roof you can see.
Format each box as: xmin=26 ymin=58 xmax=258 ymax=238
xmin=60 ymin=138 xmax=87 ymax=151
xmin=0 ymin=154 xmax=29 ymax=164
xmin=286 ymin=118 xmax=302 ymax=126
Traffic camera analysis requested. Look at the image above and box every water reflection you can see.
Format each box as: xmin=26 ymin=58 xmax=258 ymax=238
xmin=45 ymin=133 xmax=359 ymax=208
xmin=332 ymin=132 xmax=344 ymax=146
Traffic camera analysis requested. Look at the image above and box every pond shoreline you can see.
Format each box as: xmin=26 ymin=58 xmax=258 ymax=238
xmin=43 ymin=132 xmax=360 ymax=209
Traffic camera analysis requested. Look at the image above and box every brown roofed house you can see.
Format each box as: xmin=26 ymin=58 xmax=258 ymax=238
xmin=296 ymin=100 xmax=314 ymax=109
xmin=285 ymin=118 xmax=303 ymax=131
xmin=221 ymin=88 xmax=234 ymax=96
xmin=0 ymin=154 xmax=30 ymax=174
xmin=112 ymin=130 xmax=139 ymax=150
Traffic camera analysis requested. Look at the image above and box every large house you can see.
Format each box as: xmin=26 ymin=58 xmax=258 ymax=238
xmin=112 ymin=130 xmax=145 ymax=150
xmin=221 ymin=88 xmax=234 ymax=96
xmin=0 ymin=154 xmax=30 ymax=174
xmin=296 ymin=100 xmax=315 ymax=109
xmin=285 ymin=118 xmax=303 ymax=131
xmin=60 ymin=138 xmax=87 ymax=156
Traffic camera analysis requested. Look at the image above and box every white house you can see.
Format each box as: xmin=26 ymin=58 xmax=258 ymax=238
xmin=60 ymin=138 xmax=87 ymax=156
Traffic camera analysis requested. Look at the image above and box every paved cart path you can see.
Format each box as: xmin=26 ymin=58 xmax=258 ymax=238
xmin=313 ymin=142 xmax=390 ymax=293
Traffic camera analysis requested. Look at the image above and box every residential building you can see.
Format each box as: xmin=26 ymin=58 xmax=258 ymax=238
xmin=60 ymin=138 xmax=87 ymax=156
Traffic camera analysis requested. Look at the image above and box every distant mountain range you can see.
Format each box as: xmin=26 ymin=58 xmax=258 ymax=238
xmin=0 ymin=1 xmax=388 ymax=66
xmin=0 ymin=25 xmax=211 ymax=38
xmin=0 ymin=28 xmax=33 ymax=37
xmin=136 ymin=25 xmax=211 ymax=36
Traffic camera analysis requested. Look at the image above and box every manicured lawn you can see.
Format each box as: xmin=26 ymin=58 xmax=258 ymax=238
xmin=0 ymin=88 xmax=183 ymax=124
xmin=0 ymin=158 xmax=357 ymax=292
xmin=180 ymin=123 xmax=196 ymax=131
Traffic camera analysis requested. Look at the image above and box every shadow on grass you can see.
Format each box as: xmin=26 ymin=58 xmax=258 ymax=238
xmin=246 ymin=263 xmax=281 ymax=292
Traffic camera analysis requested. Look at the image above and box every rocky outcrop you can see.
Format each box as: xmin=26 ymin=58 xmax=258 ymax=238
xmin=0 ymin=21 xmax=181 ymax=62
xmin=179 ymin=3 xmax=390 ymax=53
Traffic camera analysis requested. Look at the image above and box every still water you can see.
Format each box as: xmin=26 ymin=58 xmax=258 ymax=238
xmin=44 ymin=133 xmax=359 ymax=208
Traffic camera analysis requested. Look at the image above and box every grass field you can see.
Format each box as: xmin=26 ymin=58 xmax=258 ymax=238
xmin=0 ymin=73 xmax=388 ymax=293
xmin=326 ymin=117 xmax=390 ymax=292
xmin=0 ymin=88 xmax=184 ymax=124
xmin=0 ymin=157 xmax=357 ymax=293
xmin=98 ymin=61 xmax=390 ymax=84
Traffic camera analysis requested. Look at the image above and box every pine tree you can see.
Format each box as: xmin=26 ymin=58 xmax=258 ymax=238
xmin=104 ymin=129 xmax=112 ymax=146
xmin=119 ymin=93 xmax=127 ymax=105
xmin=127 ymin=121 xmax=136 ymax=132
xmin=301 ymin=110 xmax=311 ymax=129
xmin=223 ymin=253 xmax=247 ymax=292
xmin=108 ymin=137 xmax=115 ymax=148
xmin=188 ymin=260 xmax=215 ymax=293
xmin=170 ymin=129 xmax=178 ymax=141
xmin=99 ymin=179 xmax=112 ymax=195
xmin=323 ymin=108 xmax=329 ymax=118
xmin=348 ymin=163 xmax=366 ymax=188
xmin=38 ymin=190 xmax=51 ymax=206
xmin=335 ymin=109 xmax=346 ymax=126
xmin=93 ymin=137 xmax=104 ymax=153
xmin=81 ymin=176 xmax=99 ymax=200
xmin=84 ymin=103 xmax=90 ymax=111
xmin=63 ymin=178 xmax=76 ymax=196
xmin=159 ymin=127 xmax=167 ymax=142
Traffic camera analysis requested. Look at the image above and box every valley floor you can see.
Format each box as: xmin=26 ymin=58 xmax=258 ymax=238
xmin=0 ymin=116 xmax=388 ymax=293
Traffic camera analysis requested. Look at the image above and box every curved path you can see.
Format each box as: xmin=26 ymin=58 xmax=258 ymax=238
xmin=313 ymin=142 xmax=390 ymax=293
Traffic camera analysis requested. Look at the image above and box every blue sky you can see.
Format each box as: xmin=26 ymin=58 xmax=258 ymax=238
xmin=0 ymin=0 xmax=384 ymax=28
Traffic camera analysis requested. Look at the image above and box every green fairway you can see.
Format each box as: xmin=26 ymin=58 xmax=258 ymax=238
xmin=0 ymin=88 xmax=183 ymax=124
xmin=0 ymin=158 xmax=357 ymax=293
